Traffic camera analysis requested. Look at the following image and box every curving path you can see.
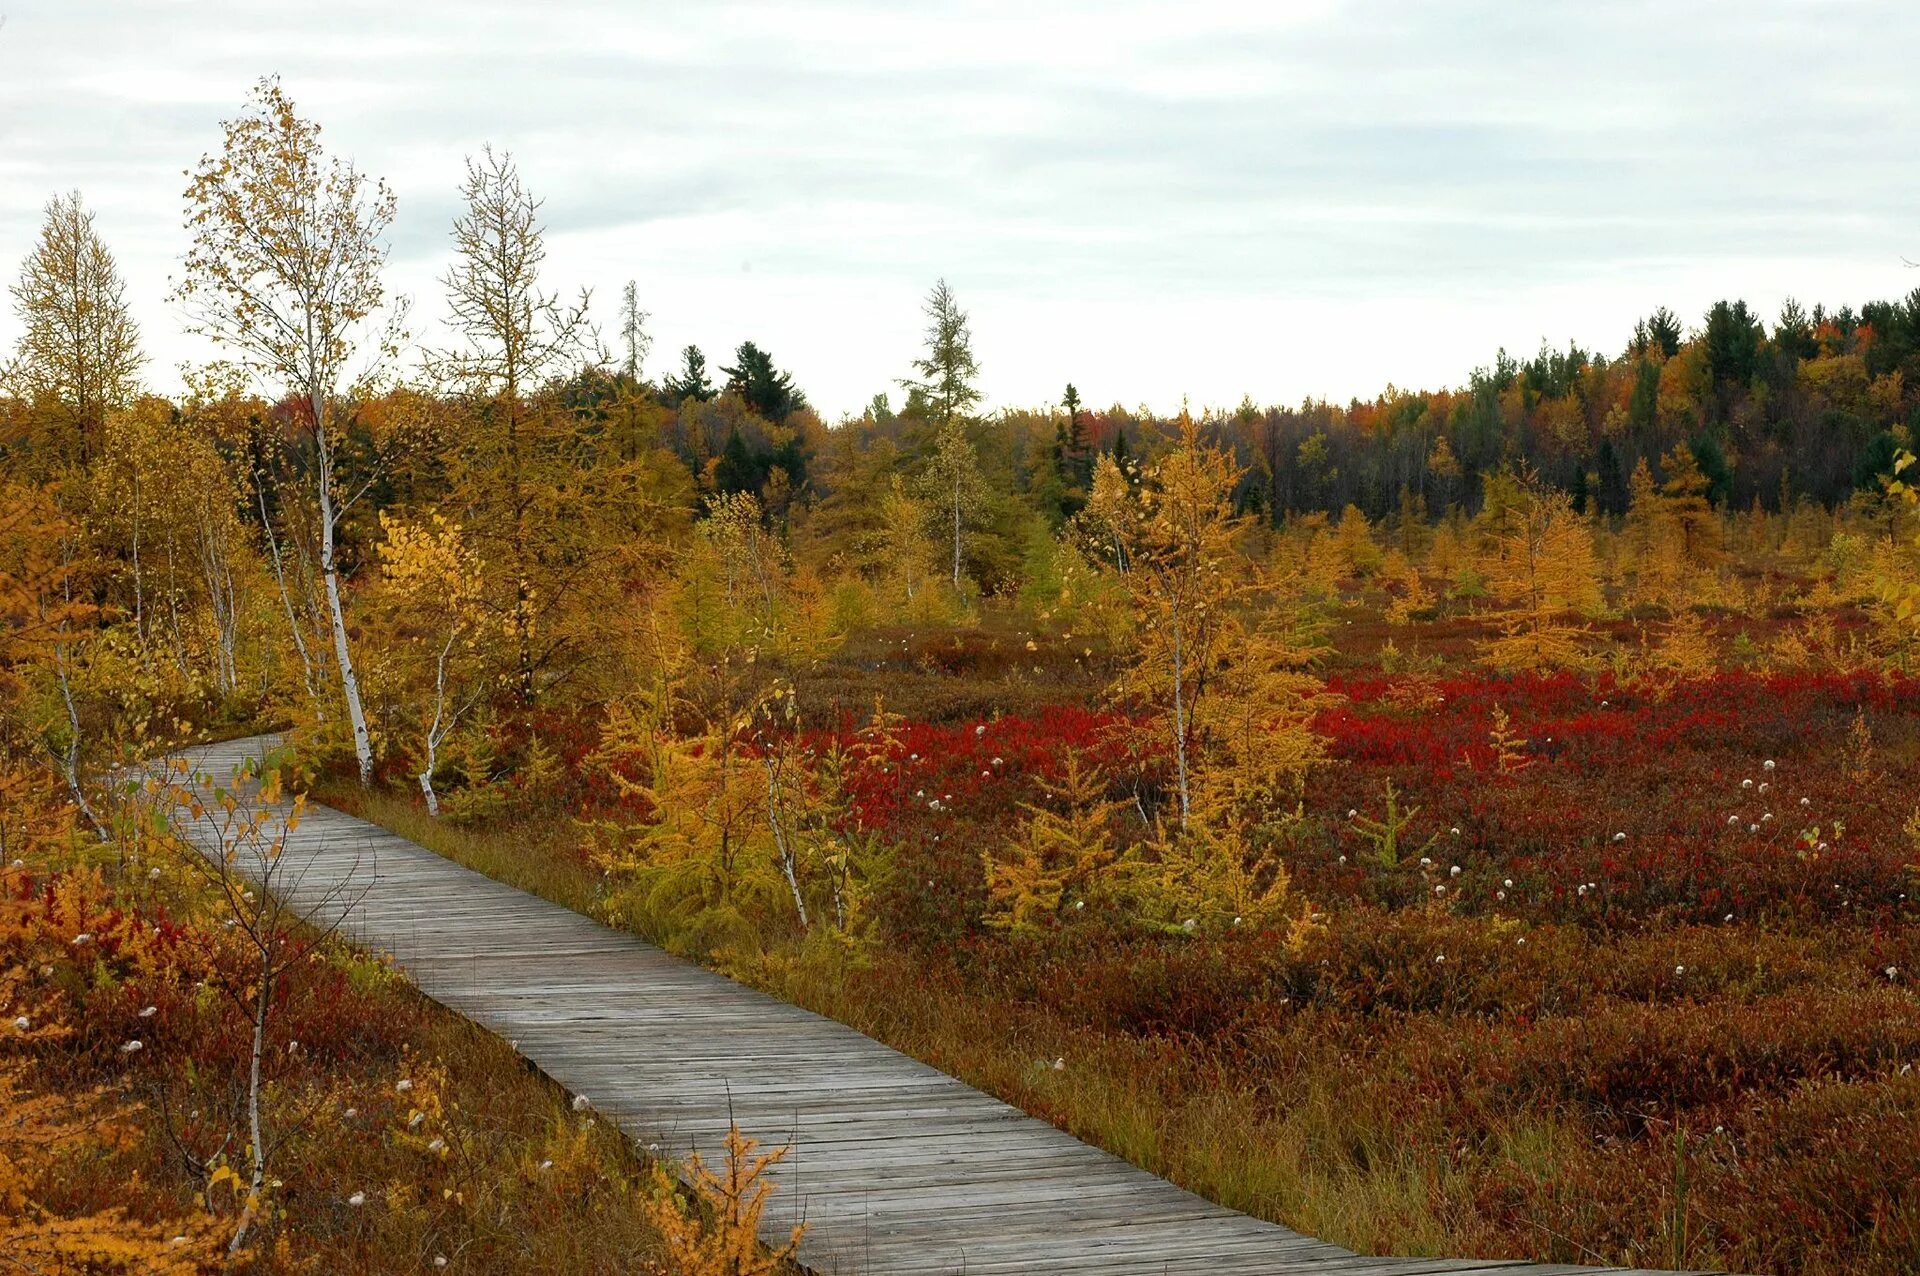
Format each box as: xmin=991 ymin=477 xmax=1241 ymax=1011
xmin=170 ymin=734 xmax=1684 ymax=1276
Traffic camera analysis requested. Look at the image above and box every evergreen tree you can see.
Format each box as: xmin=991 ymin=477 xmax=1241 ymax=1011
xmin=714 ymin=427 xmax=760 ymax=495
xmin=1632 ymin=306 xmax=1683 ymax=359
xmin=663 ymin=344 xmax=714 ymax=405
xmin=723 ymin=341 xmax=805 ymax=421
xmin=1595 ymin=438 xmax=1630 ymax=517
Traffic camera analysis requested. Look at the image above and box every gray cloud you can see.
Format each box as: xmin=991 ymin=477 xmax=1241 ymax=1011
xmin=1 ymin=0 xmax=1916 ymax=415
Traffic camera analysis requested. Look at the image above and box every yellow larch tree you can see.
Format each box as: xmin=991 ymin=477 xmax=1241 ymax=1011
xmin=1477 ymin=467 xmax=1601 ymax=671
xmin=1090 ymin=413 xmax=1326 ymax=936
xmin=982 ymin=751 xmax=1126 ymax=932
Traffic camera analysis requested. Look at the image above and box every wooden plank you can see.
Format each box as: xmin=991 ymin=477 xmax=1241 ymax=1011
xmin=165 ymin=735 xmax=1699 ymax=1276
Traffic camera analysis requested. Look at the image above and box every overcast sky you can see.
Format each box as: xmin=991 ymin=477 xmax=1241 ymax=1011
xmin=2 ymin=1 xmax=1916 ymax=418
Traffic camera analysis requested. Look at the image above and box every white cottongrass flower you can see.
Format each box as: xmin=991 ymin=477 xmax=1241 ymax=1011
xmin=1613 ymin=832 xmax=1627 ymax=843
xmin=1434 ymin=885 xmax=1446 ymax=896
xmin=343 ymin=1108 xmax=358 ymax=1119
xmin=538 ymin=1159 xmax=553 ymax=1171
xmin=1496 ymin=890 xmax=1507 ymax=901
xmin=347 ymin=1191 xmax=366 ymax=1207
xmin=1434 ymin=954 xmax=1446 ymax=964
xmin=1889 ymin=967 xmax=1900 ymax=980
xmin=1674 ymin=965 xmax=1686 ymax=976
xmin=12 ymin=1016 xmax=28 ymax=1031
xmin=1449 ymin=865 xmax=1461 ymax=877
xmin=8 ymin=859 xmax=21 ymax=870
xmin=395 ymin=1078 xmax=413 ymax=1092
xmin=1180 ymin=918 xmax=1196 ymax=933
xmin=1450 ymin=827 xmax=1461 ymax=836
xmin=1503 ymin=878 xmax=1514 ymax=889
xmin=1800 ymin=797 xmax=1811 ymax=807
xmin=428 ymin=1137 xmax=446 ymax=1153
xmin=121 ymin=1039 xmax=144 ymax=1054
xmin=1051 ymin=1056 xmax=1065 ymax=1071
xmin=974 ymin=724 xmax=986 ymax=737
xmin=1728 ymin=815 xmax=1741 ymax=825
xmin=408 ymin=1112 xmax=426 ymax=1130
xmin=1419 ymin=857 xmax=1433 ymax=868
xmin=148 ymin=867 xmax=162 ymax=880
xmin=1337 ymin=855 xmax=1347 ymax=864
xmin=1763 ymin=759 xmax=1776 ymax=771
xmin=1741 ymin=779 xmax=1754 ymax=789
xmin=571 ymin=1095 xmax=591 ymax=1112
xmin=71 ymin=933 xmax=92 ymax=946
xmin=1347 ymin=809 xmax=1357 ymax=819
xmin=434 ymin=1258 xmax=448 ymax=1269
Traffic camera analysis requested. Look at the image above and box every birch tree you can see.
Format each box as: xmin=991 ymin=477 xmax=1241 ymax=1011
xmin=172 ymin=78 xmax=401 ymax=784
xmin=375 ymin=513 xmax=491 ymax=816
xmin=918 ymin=420 xmax=990 ymax=591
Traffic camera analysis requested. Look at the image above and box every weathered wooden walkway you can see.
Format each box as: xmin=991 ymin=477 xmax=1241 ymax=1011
xmin=172 ymin=734 xmax=1676 ymax=1276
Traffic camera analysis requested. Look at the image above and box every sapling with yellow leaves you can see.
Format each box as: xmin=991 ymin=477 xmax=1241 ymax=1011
xmin=375 ymin=512 xmax=494 ymax=816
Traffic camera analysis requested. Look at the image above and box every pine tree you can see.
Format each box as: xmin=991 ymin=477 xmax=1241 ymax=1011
xmin=722 ymin=342 xmax=805 ymax=421
xmin=663 ymin=345 xmax=715 ymax=404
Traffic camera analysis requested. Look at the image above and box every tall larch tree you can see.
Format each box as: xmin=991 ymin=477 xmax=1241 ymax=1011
xmin=429 ymin=145 xmax=591 ymax=706
xmin=901 ymin=277 xmax=982 ymax=430
xmin=618 ymin=279 xmax=651 ymax=381
xmin=4 ymin=191 xmax=144 ymax=465
xmin=174 ymin=78 xmax=400 ymax=785
xmin=1104 ymin=413 xmax=1247 ymax=830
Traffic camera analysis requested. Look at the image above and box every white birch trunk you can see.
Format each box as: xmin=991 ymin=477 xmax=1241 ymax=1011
xmin=313 ymin=387 xmax=374 ymax=785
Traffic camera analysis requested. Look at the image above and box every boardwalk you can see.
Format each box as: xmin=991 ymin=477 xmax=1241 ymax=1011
xmin=172 ymin=735 xmax=1675 ymax=1276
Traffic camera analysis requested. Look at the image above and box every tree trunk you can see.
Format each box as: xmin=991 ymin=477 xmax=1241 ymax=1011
xmin=762 ymin=753 xmax=809 ymax=929
xmin=257 ymin=484 xmax=321 ymax=716
xmin=1170 ymin=597 xmax=1190 ymax=831
xmin=951 ymin=473 xmax=963 ymax=589
xmin=54 ymin=640 xmax=106 ymax=842
xmin=229 ymin=959 xmax=273 ymax=1255
xmin=314 ymin=389 xmax=374 ymax=785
